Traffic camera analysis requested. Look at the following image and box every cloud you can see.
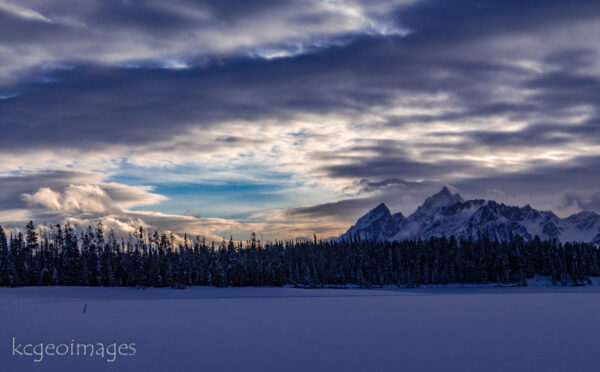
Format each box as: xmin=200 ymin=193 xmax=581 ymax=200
xmin=318 ymin=140 xmax=481 ymax=180
xmin=275 ymin=179 xmax=448 ymax=221
xmin=2 ymin=1 xmax=599 ymax=182
xmin=0 ymin=171 xmax=103 ymax=210
xmin=0 ymin=1 xmax=52 ymax=23
xmin=283 ymin=198 xmax=374 ymax=220
xmin=1 ymin=0 xmax=600 ymax=238
xmin=21 ymin=183 xmax=166 ymax=214
xmin=563 ymin=192 xmax=600 ymax=212
xmin=450 ymin=155 xmax=600 ymax=215
xmin=21 ymin=187 xmax=61 ymax=210
xmin=0 ymin=0 xmax=414 ymax=83
xmin=0 ymin=170 xmax=349 ymax=240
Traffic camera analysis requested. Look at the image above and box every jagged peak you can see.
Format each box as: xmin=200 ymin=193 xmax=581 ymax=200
xmin=340 ymin=201 xmax=400 ymax=241
xmin=354 ymin=203 xmax=392 ymax=225
xmin=372 ymin=202 xmax=389 ymax=213
xmin=419 ymin=186 xmax=464 ymax=212
xmin=439 ymin=186 xmax=451 ymax=195
xmin=341 ymin=189 xmax=600 ymax=244
xmin=435 ymin=186 xmax=463 ymax=202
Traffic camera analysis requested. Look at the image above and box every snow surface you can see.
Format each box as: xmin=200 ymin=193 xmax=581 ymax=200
xmin=2 ymin=286 xmax=600 ymax=371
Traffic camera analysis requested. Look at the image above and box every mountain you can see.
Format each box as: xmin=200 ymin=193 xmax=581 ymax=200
xmin=340 ymin=203 xmax=400 ymax=241
xmin=340 ymin=187 xmax=600 ymax=244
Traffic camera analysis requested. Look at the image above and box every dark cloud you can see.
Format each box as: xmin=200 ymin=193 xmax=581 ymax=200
xmin=0 ymin=0 xmax=296 ymax=40
xmin=1 ymin=0 xmax=600 ymax=232
xmin=292 ymin=152 xmax=600 ymax=222
xmin=287 ymin=153 xmax=600 ymax=222
xmin=0 ymin=0 xmax=410 ymax=84
xmin=319 ymin=141 xmax=480 ymax=180
xmin=563 ymin=192 xmax=600 ymax=212
xmin=436 ymin=122 xmax=581 ymax=149
xmin=456 ymin=156 xmax=600 ymax=193
xmin=285 ymin=198 xmax=377 ymax=220
xmin=4 ymin=39 xmax=423 ymax=150
xmin=300 ymin=154 xmax=600 ymax=221
xmin=90 ymin=1 xmax=197 ymax=32
xmin=526 ymin=72 xmax=600 ymax=111
xmin=0 ymin=1 xmax=595 ymax=157
xmin=450 ymin=155 xmax=600 ymax=213
xmin=285 ymin=179 xmax=446 ymax=220
xmin=545 ymin=49 xmax=598 ymax=71
xmin=0 ymin=0 xmax=597 ymax=156
xmin=323 ymin=158 xmax=468 ymax=180
xmin=395 ymin=0 xmax=600 ymax=44
xmin=353 ymin=178 xmax=416 ymax=194
xmin=0 ymin=11 xmax=57 ymax=44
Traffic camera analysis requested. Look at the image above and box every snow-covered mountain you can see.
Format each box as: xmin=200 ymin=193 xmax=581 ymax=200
xmin=341 ymin=203 xmax=401 ymax=241
xmin=340 ymin=187 xmax=600 ymax=243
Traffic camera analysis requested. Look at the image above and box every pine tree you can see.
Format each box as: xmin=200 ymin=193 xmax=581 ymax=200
xmin=61 ymin=223 xmax=81 ymax=285
xmin=0 ymin=226 xmax=9 ymax=286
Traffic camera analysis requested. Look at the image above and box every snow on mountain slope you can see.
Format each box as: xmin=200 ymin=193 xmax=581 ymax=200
xmin=395 ymin=198 xmax=486 ymax=241
xmin=414 ymin=186 xmax=464 ymax=216
xmin=562 ymin=211 xmax=600 ymax=243
xmin=339 ymin=203 xmax=400 ymax=241
xmin=392 ymin=212 xmax=405 ymax=226
xmin=341 ymin=187 xmax=600 ymax=244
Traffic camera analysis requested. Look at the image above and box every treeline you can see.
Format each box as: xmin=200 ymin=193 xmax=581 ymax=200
xmin=0 ymin=222 xmax=599 ymax=288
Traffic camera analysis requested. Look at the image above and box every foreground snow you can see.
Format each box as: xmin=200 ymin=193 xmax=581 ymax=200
xmin=2 ymin=286 xmax=600 ymax=371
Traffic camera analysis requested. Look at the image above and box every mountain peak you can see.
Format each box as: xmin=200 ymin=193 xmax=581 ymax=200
xmin=341 ymin=189 xmax=600 ymax=244
xmin=438 ymin=186 xmax=462 ymax=199
xmin=372 ymin=202 xmax=389 ymax=213
xmin=354 ymin=202 xmax=392 ymax=227
xmin=339 ymin=202 xmax=399 ymax=241
xmin=419 ymin=186 xmax=464 ymax=212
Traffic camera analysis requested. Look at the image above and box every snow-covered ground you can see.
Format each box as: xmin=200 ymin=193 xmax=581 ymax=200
xmin=2 ymin=286 xmax=600 ymax=372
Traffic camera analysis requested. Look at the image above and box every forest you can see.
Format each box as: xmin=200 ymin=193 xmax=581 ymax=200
xmin=0 ymin=221 xmax=598 ymax=288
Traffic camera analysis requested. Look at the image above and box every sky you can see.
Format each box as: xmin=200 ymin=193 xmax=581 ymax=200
xmin=0 ymin=0 xmax=599 ymax=241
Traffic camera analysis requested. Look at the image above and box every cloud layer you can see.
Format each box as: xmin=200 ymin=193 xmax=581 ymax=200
xmin=0 ymin=0 xmax=411 ymax=83
xmin=1 ymin=0 xmax=600 ymax=239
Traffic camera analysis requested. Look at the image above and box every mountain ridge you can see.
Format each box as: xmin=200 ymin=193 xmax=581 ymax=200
xmin=340 ymin=187 xmax=600 ymax=244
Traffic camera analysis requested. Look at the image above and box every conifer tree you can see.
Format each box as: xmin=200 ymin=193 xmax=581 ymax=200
xmin=0 ymin=226 xmax=8 ymax=286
